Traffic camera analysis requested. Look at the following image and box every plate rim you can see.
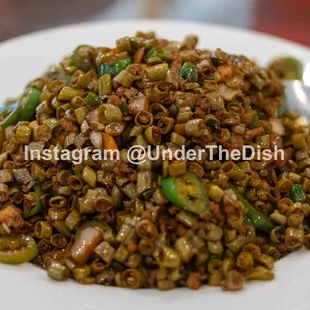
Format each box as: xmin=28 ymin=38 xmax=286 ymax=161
xmin=1 ymin=18 xmax=310 ymax=54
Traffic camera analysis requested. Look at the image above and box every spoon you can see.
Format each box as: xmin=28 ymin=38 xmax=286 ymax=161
xmin=283 ymin=80 xmax=310 ymax=121
xmin=269 ymin=57 xmax=310 ymax=121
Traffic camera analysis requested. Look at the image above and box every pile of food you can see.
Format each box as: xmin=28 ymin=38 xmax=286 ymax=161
xmin=0 ymin=31 xmax=309 ymax=291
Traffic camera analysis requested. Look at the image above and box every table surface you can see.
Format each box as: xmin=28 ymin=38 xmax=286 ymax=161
xmin=253 ymin=0 xmax=310 ymax=46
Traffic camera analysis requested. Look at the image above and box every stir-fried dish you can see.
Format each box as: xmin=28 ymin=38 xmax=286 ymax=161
xmin=0 ymin=31 xmax=309 ymax=291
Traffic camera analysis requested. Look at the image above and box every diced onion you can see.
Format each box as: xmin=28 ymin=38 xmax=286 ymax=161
xmin=219 ymin=83 xmax=241 ymax=101
xmin=270 ymin=118 xmax=285 ymax=136
xmin=71 ymin=227 xmax=103 ymax=265
xmin=89 ymin=131 xmax=103 ymax=149
xmin=129 ymin=95 xmax=148 ymax=115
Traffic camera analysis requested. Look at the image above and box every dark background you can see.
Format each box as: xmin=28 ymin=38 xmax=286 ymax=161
xmin=0 ymin=0 xmax=309 ymax=46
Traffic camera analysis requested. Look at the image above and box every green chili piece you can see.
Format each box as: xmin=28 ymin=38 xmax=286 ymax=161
xmin=162 ymin=173 xmax=210 ymax=215
xmin=0 ymin=101 xmax=17 ymax=116
xmin=180 ymin=62 xmax=198 ymax=82
xmin=147 ymin=47 xmax=166 ymax=61
xmin=230 ymin=184 xmax=275 ymax=234
xmin=23 ymin=184 xmax=44 ymax=218
xmin=0 ymin=102 xmax=18 ymax=124
xmin=98 ymin=63 xmax=116 ymax=76
xmin=243 ymin=111 xmax=259 ymax=129
xmin=62 ymin=74 xmax=73 ymax=85
xmin=290 ymin=184 xmax=306 ymax=202
xmin=114 ymin=59 xmax=132 ymax=74
xmin=47 ymin=188 xmax=58 ymax=197
xmin=18 ymin=88 xmax=41 ymax=121
xmin=0 ymin=235 xmax=38 ymax=264
xmin=120 ymin=103 xmax=129 ymax=113
xmin=0 ymin=105 xmax=20 ymax=128
xmin=84 ymin=92 xmax=102 ymax=107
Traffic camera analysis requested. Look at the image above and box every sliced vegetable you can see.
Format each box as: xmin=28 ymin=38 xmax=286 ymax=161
xmin=0 ymin=105 xmax=20 ymax=128
xmin=98 ymin=59 xmax=132 ymax=77
xmin=243 ymin=110 xmax=259 ymax=129
xmin=114 ymin=59 xmax=132 ymax=75
xmin=147 ymin=47 xmax=166 ymax=61
xmin=290 ymin=184 xmax=306 ymax=202
xmin=120 ymin=102 xmax=129 ymax=113
xmin=0 ymin=235 xmax=38 ymax=264
xmin=230 ymin=184 xmax=275 ymax=234
xmin=23 ymin=185 xmax=44 ymax=218
xmin=0 ymin=102 xmax=18 ymax=118
xmin=180 ymin=62 xmax=198 ymax=82
xmin=62 ymin=74 xmax=73 ymax=85
xmin=18 ymin=88 xmax=41 ymax=121
xmin=98 ymin=63 xmax=115 ymax=76
xmin=162 ymin=173 xmax=209 ymax=215
xmin=84 ymin=92 xmax=102 ymax=107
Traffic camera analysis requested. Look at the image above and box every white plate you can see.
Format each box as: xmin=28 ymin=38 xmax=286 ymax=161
xmin=0 ymin=20 xmax=310 ymax=310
